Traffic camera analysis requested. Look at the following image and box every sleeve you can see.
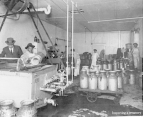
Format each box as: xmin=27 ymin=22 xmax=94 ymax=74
xmin=0 ymin=48 xmax=6 ymax=57
xmin=21 ymin=53 xmax=28 ymax=64
xmin=18 ymin=46 xmax=23 ymax=58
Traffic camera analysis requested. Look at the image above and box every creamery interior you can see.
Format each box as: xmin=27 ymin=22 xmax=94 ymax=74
xmin=0 ymin=0 xmax=142 ymax=117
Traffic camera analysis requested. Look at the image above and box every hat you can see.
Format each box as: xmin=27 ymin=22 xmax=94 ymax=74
xmin=133 ymin=43 xmax=138 ymax=46
xmin=25 ymin=43 xmax=35 ymax=49
xmin=5 ymin=37 xmax=15 ymax=45
xmin=43 ymin=41 xmax=48 ymax=44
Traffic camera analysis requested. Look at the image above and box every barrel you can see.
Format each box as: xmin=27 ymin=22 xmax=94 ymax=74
xmin=31 ymin=52 xmax=45 ymax=65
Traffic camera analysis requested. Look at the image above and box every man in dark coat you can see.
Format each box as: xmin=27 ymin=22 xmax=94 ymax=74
xmin=0 ymin=37 xmax=23 ymax=62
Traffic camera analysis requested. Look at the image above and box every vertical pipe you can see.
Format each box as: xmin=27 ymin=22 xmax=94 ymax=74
xmin=66 ymin=0 xmax=69 ymax=86
xmin=71 ymin=0 xmax=74 ymax=83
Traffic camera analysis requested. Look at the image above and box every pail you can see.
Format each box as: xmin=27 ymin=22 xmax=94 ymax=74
xmin=0 ymin=100 xmax=16 ymax=117
xmin=31 ymin=52 xmax=45 ymax=65
xmin=16 ymin=100 xmax=37 ymax=117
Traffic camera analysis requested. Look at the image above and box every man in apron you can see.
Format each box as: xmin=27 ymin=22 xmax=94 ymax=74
xmin=0 ymin=37 xmax=23 ymax=62
xmin=21 ymin=43 xmax=36 ymax=64
xmin=91 ymin=49 xmax=99 ymax=68
xmin=71 ymin=49 xmax=80 ymax=77
xmin=132 ymin=43 xmax=140 ymax=70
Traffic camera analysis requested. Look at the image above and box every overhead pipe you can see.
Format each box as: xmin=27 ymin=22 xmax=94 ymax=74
xmin=24 ymin=4 xmax=51 ymax=15
xmin=88 ymin=16 xmax=143 ymax=23
xmin=0 ymin=11 xmax=35 ymax=18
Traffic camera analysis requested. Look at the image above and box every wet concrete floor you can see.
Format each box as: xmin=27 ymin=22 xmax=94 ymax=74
xmin=37 ymin=75 xmax=143 ymax=117
xmin=37 ymin=93 xmax=142 ymax=117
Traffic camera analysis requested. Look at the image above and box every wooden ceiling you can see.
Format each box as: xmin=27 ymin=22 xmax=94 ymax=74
xmin=31 ymin=0 xmax=143 ymax=32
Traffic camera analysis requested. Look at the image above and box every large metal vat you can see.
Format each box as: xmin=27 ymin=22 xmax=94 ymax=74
xmin=0 ymin=65 xmax=57 ymax=108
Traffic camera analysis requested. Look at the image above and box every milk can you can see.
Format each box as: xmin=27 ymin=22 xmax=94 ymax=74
xmin=91 ymin=65 xmax=100 ymax=73
xmin=113 ymin=60 xmax=118 ymax=71
xmin=98 ymin=63 xmax=103 ymax=71
xmin=0 ymin=100 xmax=16 ymax=117
xmin=123 ymin=58 xmax=129 ymax=70
xmin=119 ymin=59 xmax=124 ymax=69
xmin=108 ymin=71 xmax=118 ymax=91
xmin=96 ymin=59 xmax=102 ymax=70
xmin=108 ymin=61 xmax=112 ymax=71
xmin=105 ymin=69 xmax=110 ymax=87
xmin=88 ymin=71 xmax=98 ymax=90
xmin=82 ymin=66 xmax=89 ymax=75
xmin=16 ymin=100 xmax=37 ymax=117
xmin=139 ymin=72 xmax=142 ymax=89
xmin=80 ymin=69 xmax=88 ymax=89
xmin=129 ymin=70 xmax=135 ymax=85
xmin=122 ymin=70 xmax=129 ymax=84
xmin=116 ymin=70 xmax=123 ymax=89
xmin=103 ymin=61 xmax=107 ymax=70
xmin=98 ymin=71 xmax=107 ymax=90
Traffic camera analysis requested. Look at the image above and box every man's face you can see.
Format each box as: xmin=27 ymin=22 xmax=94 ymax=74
xmin=7 ymin=44 xmax=14 ymax=48
xmin=27 ymin=47 xmax=33 ymax=53
xmin=133 ymin=44 xmax=138 ymax=48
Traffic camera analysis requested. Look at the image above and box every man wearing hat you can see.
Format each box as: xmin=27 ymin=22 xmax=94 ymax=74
xmin=21 ymin=43 xmax=36 ymax=64
xmin=132 ymin=43 xmax=140 ymax=69
xmin=0 ymin=38 xmax=23 ymax=62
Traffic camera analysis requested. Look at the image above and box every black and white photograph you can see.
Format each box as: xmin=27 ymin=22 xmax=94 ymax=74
xmin=0 ymin=0 xmax=142 ymax=117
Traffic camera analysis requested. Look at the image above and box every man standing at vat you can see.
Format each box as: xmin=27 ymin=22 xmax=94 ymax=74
xmin=21 ymin=43 xmax=36 ymax=64
xmin=0 ymin=37 xmax=23 ymax=62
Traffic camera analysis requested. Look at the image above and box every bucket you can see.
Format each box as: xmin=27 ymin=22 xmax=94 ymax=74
xmin=31 ymin=52 xmax=45 ymax=65
xmin=16 ymin=100 xmax=37 ymax=117
xmin=0 ymin=100 xmax=16 ymax=117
